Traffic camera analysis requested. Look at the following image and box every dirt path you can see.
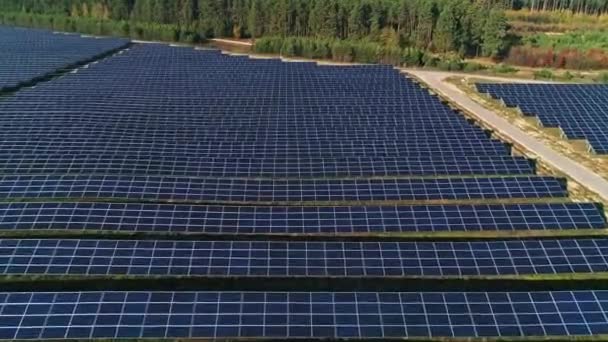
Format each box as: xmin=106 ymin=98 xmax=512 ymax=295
xmin=210 ymin=38 xmax=253 ymax=47
xmin=401 ymin=69 xmax=559 ymax=84
xmin=406 ymin=69 xmax=608 ymax=202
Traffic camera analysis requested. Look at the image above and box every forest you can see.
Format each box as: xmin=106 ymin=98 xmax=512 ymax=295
xmin=0 ymin=0 xmax=511 ymax=58
xmin=0 ymin=0 xmax=607 ymax=70
xmin=514 ymin=0 xmax=608 ymax=14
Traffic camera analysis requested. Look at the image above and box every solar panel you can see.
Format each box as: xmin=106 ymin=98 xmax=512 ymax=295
xmin=477 ymin=83 xmax=608 ymax=154
xmin=1 ymin=37 xmax=607 ymax=342
xmin=0 ymin=26 xmax=128 ymax=91
xmin=0 ymin=175 xmax=567 ymax=202
xmin=1 ymin=238 xmax=607 ymax=277
xmin=0 ymin=123 xmax=490 ymax=139
xmin=0 ymin=155 xmax=536 ymax=178
xmin=0 ymin=291 xmax=607 ymax=339
xmin=0 ymin=202 xmax=603 ymax=234
xmin=0 ymin=139 xmax=510 ymax=158
xmin=0 ymin=44 xmax=514 ymax=164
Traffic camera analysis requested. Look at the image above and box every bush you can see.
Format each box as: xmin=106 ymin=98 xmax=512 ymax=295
xmin=436 ymin=58 xmax=464 ymax=71
xmin=506 ymin=45 xmax=608 ymax=70
xmin=596 ymin=72 xmax=608 ymax=83
xmin=253 ymin=37 xmax=284 ymax=54
xmin=299 ymin=39 xmax=316 ymax=59
xmin=422 ymin=54 xmax=440 ymax=68
xmin=280 ymin=37 xmax=300 ymax=57
xmin=534 ymin=69 xmax=555 ymax=79
xmin=379 ymin=46 xmax=402 ymax=65
xmin=402 ymin=48 xmax=426 ymax=67
xmin=561 ymin=71 xmax=574 ymax=80
xmin=463 ymin=62 xmax=486 ymax=72
xmin=331 ymin=41 xmax=354 ymax=63
xmin=312 ymin=40 xmax=331 ymax=59
xmin=493 ymin=63 xmax=518 ymax=74
xmin=352 ymin=41 xmax=380 ymax=64
xmin=180 ymin=31 xmax=202 ymax=44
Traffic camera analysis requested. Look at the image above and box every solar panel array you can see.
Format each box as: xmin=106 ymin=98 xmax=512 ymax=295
xmin=477 ymin=83 xmax=608 ymax=154
xmin=1 ymin=291 xmax=608 ymax=339
xmin=0 ymin=26 xmax=129 ymax=91
xmin=2 ymin=238 xmax=608 ymax=277
xmin=0 ymin=27 xmax=607 ymax=341
xmin=0 ymin=202 xmax=604 ymax=234
xmin=0 ymin=175 xmax=568 ymax=202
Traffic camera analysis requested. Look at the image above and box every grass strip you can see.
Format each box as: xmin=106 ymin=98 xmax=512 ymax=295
xmin=0 ymin=228 xmax=605 ymax=242
xmin=3 ymin=275 xmax=608 ymax=292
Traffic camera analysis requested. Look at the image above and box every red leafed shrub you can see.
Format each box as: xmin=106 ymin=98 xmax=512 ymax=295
xmin=505 ymin=46 xmax=608 ymax=70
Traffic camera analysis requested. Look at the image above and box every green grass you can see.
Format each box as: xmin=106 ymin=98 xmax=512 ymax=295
xmin=0 ymin=228 xmax=605 ymax=242
xmin=0 ymin=196 xmax=574 ymax=208
xmin=522 ymin=31 xmax=608 ymax=52
xmin=4 ymin=273 xmax=608 ymax=292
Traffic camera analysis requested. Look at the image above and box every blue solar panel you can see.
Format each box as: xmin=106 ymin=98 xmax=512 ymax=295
xmin=1 ymin=238 xmax=607 ymax=277
xmin=0 ymin=291 xmax=607 ymax=339
xmin=477 ymin=83 xmax=608 ymax=154
xmin=0 ymin=26 xmax=128 ymax=91
xmin=0 ymin=175 xmax=567 ymax=202
xmin=0 ymin=139 xmax=510 ymax=158
xmin=0 ymin=202 xmax=603 ymax=234
xmin=0 ymin=44 xmax=513 ymax=164
xmin=0 ymin=155 xmax=535 ymax=178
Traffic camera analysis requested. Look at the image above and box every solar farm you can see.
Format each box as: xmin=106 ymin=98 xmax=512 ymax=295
xmin=477 ymin=83 xmax=608 ymax=154
xmin=1 ymin=26 xmax=608 ymax=341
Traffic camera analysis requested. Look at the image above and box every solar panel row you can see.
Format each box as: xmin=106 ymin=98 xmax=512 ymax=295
xmin=0 ymin=175 xmax=567 ymax=202
xmin=0 ymin=291 xmax=607 ymax=339
xmin=477 ymin=83 xmax=608 ymax=154
xmin=0 ymin=115 xmax=496 ymax=130
xmin=0 ymin=26 xmax=128 ymax=91
xmin=0 ymin=140 xmax=511 ymax=158
xmin=0 ymin=155 xmax=536 ymax=178
xmin=1 ymin=239 xmax=607 ymax=277
xmin=0 ymin=127 xmax=494 ymax=142
xmin=0 ymin=202 xmax=603 ymax=233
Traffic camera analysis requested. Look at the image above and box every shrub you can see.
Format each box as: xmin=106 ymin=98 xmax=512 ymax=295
xmin=402 ymin=48 xmax=425 ymax=67
xmin=561 ymin=71 xmax=574 ymax=80
xmin=422 ymin=54 xmax=440 ymax=68
xmin=506 ymin=45 xmax=608 ymax=70
xmin=313 ymin=40 xmax=331 ymax=59
xmin=253 ymin=37 xmax=284 ymax=54
xmin=534 ymin=69 xmax=555 ymax=79
xmin=352 ymin=41 xmax=380 ymax=64
xmin=379 ymin=46 xmax=402 ymax=65
xmin=436 ymin=57 xmax=464 ymax=71
xmin=299 ymin=39 xmax=316 ymax=59
xmin=312 ymin=40 xmax=331 ymax=59
xmin=331 ymin=40 xmax=354 ymax=63
xmin=463 ymin=62 xmax=486 ymax=72
xmin=180 ymin=31 xmax=202 ymax=44
xmin=596 ymin=72 xmax=608 ymax=83
xmin=493 ymin=63 xmax=518 ymax=74
xmin=280 ymin=37 xmax=299 ymax=57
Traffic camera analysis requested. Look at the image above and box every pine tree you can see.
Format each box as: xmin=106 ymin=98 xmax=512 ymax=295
xmin=414 ymin=0 xmax=435 ymax=49
xmin=482 ymin=9 xmax=508 ymax=58
xmin=309 ymin=0 xmax=338 ymax=38
xmin=434 ymin=5 xmax=456 ymax=52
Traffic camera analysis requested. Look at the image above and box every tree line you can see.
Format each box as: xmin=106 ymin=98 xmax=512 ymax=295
xmin=0 ymin=0 xmax=511 ymax=58
xmin=513 ymin=0 xmax=608 ymax=15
